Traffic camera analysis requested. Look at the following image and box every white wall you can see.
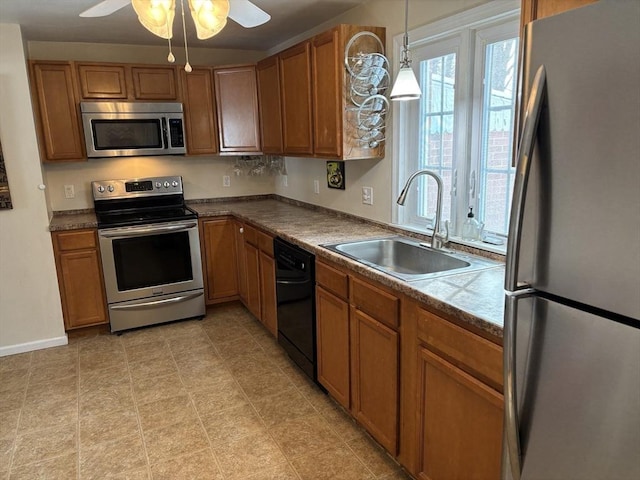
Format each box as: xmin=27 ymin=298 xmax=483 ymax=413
xmin=274 ymin=0 xmax=488 ymax=223
xmin=0 ymin=24 xmax=67 ymax=355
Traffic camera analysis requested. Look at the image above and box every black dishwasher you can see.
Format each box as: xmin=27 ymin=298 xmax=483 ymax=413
xmin=274 ymin=237 xmax=318 ymax=384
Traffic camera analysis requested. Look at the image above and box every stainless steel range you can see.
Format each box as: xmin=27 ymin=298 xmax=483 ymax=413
xmin=92 ymin=175 xmax=205 ymax=333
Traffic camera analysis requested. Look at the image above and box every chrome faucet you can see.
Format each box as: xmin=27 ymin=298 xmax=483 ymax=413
xmin=397 ymin=169 xmax=449 ymax=249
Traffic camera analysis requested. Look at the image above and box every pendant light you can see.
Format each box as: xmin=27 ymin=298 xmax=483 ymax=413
xmin=390 ymin=0 xmax=421 ymax=101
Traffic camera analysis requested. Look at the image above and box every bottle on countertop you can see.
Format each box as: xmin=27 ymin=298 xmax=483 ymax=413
xmin=462 ymin=206 xmax=482 ymax=241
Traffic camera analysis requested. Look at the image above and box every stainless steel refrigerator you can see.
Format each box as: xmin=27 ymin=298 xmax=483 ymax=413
xmin=503 ymin=1 xmax=640 ymax=479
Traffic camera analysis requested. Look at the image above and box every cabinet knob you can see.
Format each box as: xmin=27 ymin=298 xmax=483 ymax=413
xmin=239 ymin=227 xmax=244 ymax=233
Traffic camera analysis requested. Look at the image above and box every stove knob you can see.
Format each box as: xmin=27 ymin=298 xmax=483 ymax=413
xmin=97 ymin=185 xmax=105 ymax=193
xmin=163 ymin=181 xmax=170 ymax=188
xmin=171 ymin=181 xmax=178 ymax=187
xmin=155 ymin=182 xmax=162 ymax=189
xmin=107 ymin=185 xmax=114 ymax=193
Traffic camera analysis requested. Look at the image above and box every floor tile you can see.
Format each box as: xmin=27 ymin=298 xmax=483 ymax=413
xmin=291 ymin=444 xmax=375 ymax=480
xmin=245 ymin=462 xmax=301 ymax=480
xmin=128 ymin=356 xmax=178 ymax=383
xmin=80 ymin=363 xmax=130 ymax=391
xmin=269 ymin=414 xmax=343 ymax=459
xmin=79 ymin=348 xmax=128 ymax=373
xmin=137 ymin=394 xmax=197 ymax=432
xmin=0 ymin=368 xmax=30 ymax=393
xmin=0 ymin=438 xmax=14 ymax=473
xmin=80 ymin=432 xmax=147 ymax=480
xmin=166 ymin=334 xmax=213 ymax=355
xmin=80 ymin=384 xmax=135 ymax=417
xmin=236 ymin=369 xmax=295 ymax=402
xmin=142 ymin=418 xmax=209 ymax=464
xmin=132 ymin=371 xmax=186 ymax=406
xmin=8 ymin=452 xmax=77 ymax=480
xmin=0 ymin=409 xmax=20 ymax=440
xmin=0 ymin=389 xmax=25 ymax=413
xmin=0 ymin=353 xmax=32 ymax=372
xmin=30 ymin=344 xmax=78 ymax=366
xmin=200 ymin=403 xmax=266 ymax=447
xmin=190 ymin=377 xmax=248 ymax=416
xmin=18 ymin=397 xmax=77 ymax=433
xmin=80 ymin=407 xmax=140 ymax=448
xmin=212 ymin=430 xmax=288 ymax=480
xmin=348 ymin=436 xmax=403 ymax=477
xmin=27 ymin=361 xmax=78 ymax=385
xmin=24 ymin=375 xmax=77 ymax=406
xmin=251 ymin=387 xmax=317 ymax=427
xmin=149 ymin=448 xmax=224 ymax=480
xmin=12 ymin=423 xmax=77 ymax=467
xmin=124 ymin=339 xmax=171 ymax=364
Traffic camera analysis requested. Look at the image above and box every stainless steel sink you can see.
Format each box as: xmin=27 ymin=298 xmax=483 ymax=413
xmin=322 ymin=237 xmax=500 ymax=281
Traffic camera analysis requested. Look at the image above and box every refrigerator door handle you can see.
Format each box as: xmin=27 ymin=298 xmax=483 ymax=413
xmin=505 ymin=65 xmax=547 ymax=292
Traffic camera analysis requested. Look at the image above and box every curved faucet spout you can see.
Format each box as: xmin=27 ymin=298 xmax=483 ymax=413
xmin=397 ymin=169 xmax=449 ymax=249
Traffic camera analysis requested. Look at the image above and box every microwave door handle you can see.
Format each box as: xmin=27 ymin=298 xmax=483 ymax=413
xmin=161 ymin=117 xmax=169 ymax=149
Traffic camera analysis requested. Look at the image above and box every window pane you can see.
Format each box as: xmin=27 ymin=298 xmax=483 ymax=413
xmin=478 ymin=37 xmax=518 ymax=236
xmin=417 ymin=53 xmax=456 ymax=224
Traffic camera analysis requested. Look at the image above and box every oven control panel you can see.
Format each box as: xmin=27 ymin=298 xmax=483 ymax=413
xmin=92 ymin=176 xmax=183 ymax=200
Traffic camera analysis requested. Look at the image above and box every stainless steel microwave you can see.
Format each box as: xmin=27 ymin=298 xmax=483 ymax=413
xmin=80 ymin=102 xmax=186 ymax=158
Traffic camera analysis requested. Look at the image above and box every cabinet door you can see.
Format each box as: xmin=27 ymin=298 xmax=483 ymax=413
xmin=30 ymin=62 xmax=85 ymax=161
xmin=521 ymin=0 xmax=597 ymax=26
xmin=316 ymin=286 xmax=350 ymax=409
xmin=416 ymin=347 xmax=503 ymax=480
xmin=131 ymin=66 xmax=178 ymax=100
xmin=181 ymin=68 xmax=218 ymax=155
xmin=201 ymin=218 xmax=239 ymax=304
xmin=244 ymin=242 xmax=261 ymax=320
xmin=256 ymin=55 xmax=283 ymax=154
xmin=77 ymin=63 xmax=128 ymax=99
xmin=214 ymin=65 xmax=261 ymax=153
xmin=234 ymin=222 xmax=248 ymax=304
xmin=259 ymin=251 xmax=277 ymax=336
xmin=311 ymin=28 xmax=342 ymax=158
xmin=279 ymin=42 xmax=314 ymax=155
xmin=350 ymin=307 xmax=399 ymax=454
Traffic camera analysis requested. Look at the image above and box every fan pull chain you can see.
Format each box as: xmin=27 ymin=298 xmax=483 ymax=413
xmin=166 ymin=12 xmax=175 ymax=63
xmin=180 ymin=0 xmax=192 ymax=72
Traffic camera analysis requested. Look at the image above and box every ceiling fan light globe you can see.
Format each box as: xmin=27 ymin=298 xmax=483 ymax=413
xmin=188 ymin=0 xmax=229 ymax=38
xmin=132 ymin=0 xmax=175 ymax=38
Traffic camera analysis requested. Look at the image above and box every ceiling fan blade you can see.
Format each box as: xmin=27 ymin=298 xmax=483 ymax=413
xmin=79 ymin=0 xmax=131 ymax=18
xmin=228 ymin=0 xmax=271 ymax=28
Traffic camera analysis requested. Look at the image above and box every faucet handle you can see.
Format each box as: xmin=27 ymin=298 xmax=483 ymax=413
xmin=442 ymin=220 xmax=450 ymax=244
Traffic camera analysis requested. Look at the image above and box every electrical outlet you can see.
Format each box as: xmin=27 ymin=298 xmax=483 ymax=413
xmin=223 ymin=175 xmax=231 ymax=187
xmin=282 ymin=175 xmax=288 ymax=187
xmin=313 ymin=179 xmax=320 ymax=194
xmin=362 ymin=186 xmax=373 ymax=205
xmin=64 ymin=184 xmax=75 ymax=199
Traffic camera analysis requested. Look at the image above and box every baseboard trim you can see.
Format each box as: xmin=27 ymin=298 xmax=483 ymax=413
xmin=0 ymin=335 xmax=68 ymax=357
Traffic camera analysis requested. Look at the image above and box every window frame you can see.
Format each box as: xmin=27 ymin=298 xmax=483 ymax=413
xmin=392 ymin=0 xmax=520 ymax=251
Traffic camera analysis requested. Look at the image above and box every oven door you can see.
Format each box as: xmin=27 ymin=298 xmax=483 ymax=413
xmin=98 ymin=220 xmax=204 ymax=304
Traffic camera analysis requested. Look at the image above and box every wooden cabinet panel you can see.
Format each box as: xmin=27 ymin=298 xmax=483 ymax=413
xmin=181 ymin=68 xmax=218 ymax=155
xmin=259 ymin=251 xmax=277 ymax=336
xmin=30 ymin=62 xmax=85 ymax=162
xmin=312 ymin=28 xmax=342 ymax=158
xmin=521 ymin=0 xmax=597 ymax=25
xmin=351 ymin=277 xmax=399 ymax=329
xmin=52 ymin=229 xmax=107 ymax=330
xmin=201 ymin=218 xmax=239 ymax=304
xmin=256 ymin=55 xmax=283 ymax=154
xmin=235 ymin=221 xmax=248 ymax=304
xmin=316 ymin=260 xmax=348 ymax=300
xmin=214 ymin=65 xmax=261 ymax=153
xmin=350 ymin=307 xmax=399 ymax=454
xmin=279 ymin=42 xmax=314 ymax=155
xmin=316 ymin=286 xmax=351 ymax=409
xmin=77 ymin=63 xmax=128 ymax=99
xmin=416 ymin=348 xmax=503 ymax=480
xmin=131 ymin=66 xmax=178 ymax=100
xmin=244 ymin=242 xmax=261 ymax=319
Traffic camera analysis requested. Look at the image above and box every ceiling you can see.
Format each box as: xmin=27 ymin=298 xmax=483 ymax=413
xmin=0 ymin=0 xmax=369 ymax=51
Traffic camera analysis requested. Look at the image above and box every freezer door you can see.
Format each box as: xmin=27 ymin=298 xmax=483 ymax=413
xmin=514 ymin=0 xmax=640 ymax=319
xmin=504 ymin=294 xmax=640 ymax=480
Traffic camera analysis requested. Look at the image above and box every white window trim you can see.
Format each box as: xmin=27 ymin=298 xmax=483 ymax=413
xmin=391 ymin=0 xmax=520 ymax=253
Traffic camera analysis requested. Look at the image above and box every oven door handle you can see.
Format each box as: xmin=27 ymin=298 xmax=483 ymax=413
xmin=110 ymin=291 xmax=204 ymax=311
xmin=99 ymin=222 xmax=198 ymax=238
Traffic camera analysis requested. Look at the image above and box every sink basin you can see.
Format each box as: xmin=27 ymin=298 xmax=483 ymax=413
xmin=323 ymin=237 xmax=499 ymax=281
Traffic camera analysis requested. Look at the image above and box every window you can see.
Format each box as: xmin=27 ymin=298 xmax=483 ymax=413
xmin=394 ymin=2 xmax=520 ymax=247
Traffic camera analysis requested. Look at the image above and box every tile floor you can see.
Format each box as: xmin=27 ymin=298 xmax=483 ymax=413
xmin=0 ymin=303 xmax=412 ymax=480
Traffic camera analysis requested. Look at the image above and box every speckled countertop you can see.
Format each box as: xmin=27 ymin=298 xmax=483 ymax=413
xmin=49 ymin=198 xmax=506 ymax=339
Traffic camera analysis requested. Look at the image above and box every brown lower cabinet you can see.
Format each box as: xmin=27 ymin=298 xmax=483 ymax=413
xmin=237 ymin=222 xmax=277 ymax=336
xmin=200 ymin=217 xmax=239 ymax=304
xmin=51 ymin=229 xmax=108 ymax=330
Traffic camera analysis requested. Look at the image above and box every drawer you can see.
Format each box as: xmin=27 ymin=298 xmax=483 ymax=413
xmin=257 ymin=231 xmax=274 ymax=256
xmin=350 ymin=277 xmax=398 ymax=330
xmin=417 ymin=307 xmax=503 ymax=391
xmin=54 ymin=230 xmax=98 ymax=252
xmin=316 ymin=260 xmax=348 ymax=300
xmin=243 ymin=223 xmax=259 ymax=246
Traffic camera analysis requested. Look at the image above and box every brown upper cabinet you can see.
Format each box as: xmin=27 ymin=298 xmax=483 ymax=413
xmin=76 ymin=62 xmax=179 ymax=101
xmin=30 ymin=61 xmax=85 ymax=162
xmin=256 ymin=55 xmax=283 ymax=154
xmin=181 ymin=67 xmax=219 ymax=155
xmin=521 ymin=0 xmax=598 ymax=27
xmin=265 ymin=24 xmax=386 ymax=160
xmin=213 ymin=65 xmax=262 ymax=154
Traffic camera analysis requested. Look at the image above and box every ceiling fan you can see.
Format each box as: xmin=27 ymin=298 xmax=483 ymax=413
xmin=80 ymin=0 xmax=271 ymax=29
xmin=80 ymin=0 xmax=270 ymax=71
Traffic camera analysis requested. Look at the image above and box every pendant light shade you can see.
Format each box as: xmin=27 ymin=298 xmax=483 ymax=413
xmin=132 ymin=0 xmax=175 ymax=39
xmin=189 ymin=0 xmax=230 ymax=39
xmin=391 ymin=0 xmax=421 ymax=101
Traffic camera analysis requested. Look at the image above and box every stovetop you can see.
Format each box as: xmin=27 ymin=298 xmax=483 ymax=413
xmin=92 ymin=175 xmax=197 ymax=229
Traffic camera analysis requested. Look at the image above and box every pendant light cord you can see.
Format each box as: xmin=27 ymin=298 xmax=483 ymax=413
xmin=181 ymin=0 xmax=192 ymax=72
xmin=401 ymin=0 xmax=410 ymax=67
